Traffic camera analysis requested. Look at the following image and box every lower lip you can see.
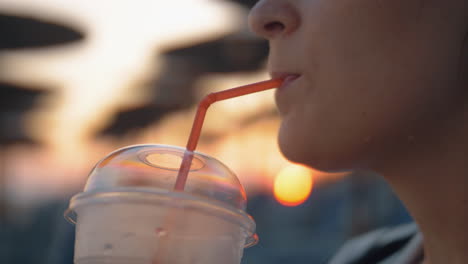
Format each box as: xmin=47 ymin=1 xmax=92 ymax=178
xmin=274 ymin=75 xmax=301 ymax=114
xmin=278 ymin=75 xmax=301 ymax=90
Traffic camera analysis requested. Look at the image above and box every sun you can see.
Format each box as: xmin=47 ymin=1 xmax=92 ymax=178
xmin=273 ymin=164 xmax=314 ymax=206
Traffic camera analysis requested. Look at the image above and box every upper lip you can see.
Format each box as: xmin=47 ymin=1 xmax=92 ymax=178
xmin=269 ymin=71 xmax=301 ymax=80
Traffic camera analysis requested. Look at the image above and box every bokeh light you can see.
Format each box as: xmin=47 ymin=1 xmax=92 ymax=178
xmin=273 ymin=164 xmax=313 ymax=207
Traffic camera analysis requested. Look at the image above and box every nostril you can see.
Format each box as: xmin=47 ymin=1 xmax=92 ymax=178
xmin=264 ymin=21 xmax=285 ymax=34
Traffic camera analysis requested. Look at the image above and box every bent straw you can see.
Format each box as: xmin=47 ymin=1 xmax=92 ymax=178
xmin=174 ymin=78 xmax=284 ymax=191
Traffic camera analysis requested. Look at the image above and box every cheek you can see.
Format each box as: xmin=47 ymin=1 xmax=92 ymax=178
xmin=277 ymin=61 xmax=462 ymax=172
xmin=277 ymin=97 xmax=372 ymax=172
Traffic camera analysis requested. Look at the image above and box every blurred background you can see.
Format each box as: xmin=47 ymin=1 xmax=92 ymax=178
xmin=0 ymin=0 xmax=412 ymax=263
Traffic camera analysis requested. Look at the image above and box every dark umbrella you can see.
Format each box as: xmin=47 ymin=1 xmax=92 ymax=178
xmin=0 ymin=13 xmax=85 ymax=50
xmin=228 ymin=0 xmax=258 ymax=8
xmin=0 ymin=82 xmax=46 ymax=111
xmin=0 ymin=82 xmax=47 ymax=145
xmin=99 ymin=104 xmax=182 ymax=137
xmin=163 ymin=34 xmax=268 ymax=73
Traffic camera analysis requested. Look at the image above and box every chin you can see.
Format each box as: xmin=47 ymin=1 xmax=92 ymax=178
xmin=278 ymin=127 xmax=361 ymax=173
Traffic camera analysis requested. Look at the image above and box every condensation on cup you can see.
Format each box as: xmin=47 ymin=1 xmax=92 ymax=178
xmin=65 ymin=144 xmax=258 ymax=264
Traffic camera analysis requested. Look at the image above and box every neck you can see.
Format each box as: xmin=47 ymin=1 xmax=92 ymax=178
xmin=375 ymin=108 xmax=468 ymax=264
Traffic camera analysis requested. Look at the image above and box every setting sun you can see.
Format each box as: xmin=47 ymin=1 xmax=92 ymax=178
xmin=274 ymin=164 xmax=314 ymax=207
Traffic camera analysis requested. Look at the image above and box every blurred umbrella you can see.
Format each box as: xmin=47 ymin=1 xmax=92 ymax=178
xmin=99 ymin=33 xmax=267 ymax=137
xmin=0 ymin=82 xmax=49 ymax=222
xmin=0 ymin=82 xmax=45 ymax=111
xmin=0 ymin=13 xmax=85 ymax=49
xmin=228 ymin=0 xmax=258 ymax=8
xmin=163 ymin=34 xmax=267 ymax=73
xmin=0 ymin=82 xmax=47 ymax=146
xmin=99 ymin=104 xmax=182 ymax=137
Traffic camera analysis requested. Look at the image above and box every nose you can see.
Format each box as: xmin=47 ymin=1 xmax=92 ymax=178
xmin=248 ymin=0 xmax=300 ymax=39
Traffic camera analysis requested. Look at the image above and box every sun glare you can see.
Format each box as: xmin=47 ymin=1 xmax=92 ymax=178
xmin=274 ymin=164 xmax=314 ymax=207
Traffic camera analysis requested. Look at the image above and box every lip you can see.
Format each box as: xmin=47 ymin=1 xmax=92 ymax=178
xmin=270 ymin=72 xmax=301 ymax=90
xmin=271 ymin=72 xmax=302 ymax=115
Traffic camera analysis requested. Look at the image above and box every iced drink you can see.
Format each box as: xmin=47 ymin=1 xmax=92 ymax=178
xmin=66 ymin=144 xmax=257 ymax=264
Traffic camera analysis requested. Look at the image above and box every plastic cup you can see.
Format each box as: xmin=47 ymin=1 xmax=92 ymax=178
xmin=65 ymin=144 xmax=257 ymax=264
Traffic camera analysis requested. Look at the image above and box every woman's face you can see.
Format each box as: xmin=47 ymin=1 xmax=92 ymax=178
xmin=249 ymin=0 xmax=468 ymax=172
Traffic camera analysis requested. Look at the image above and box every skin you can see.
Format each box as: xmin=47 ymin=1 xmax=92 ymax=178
xmin=248 ymin=1 xmax=468 ymax=264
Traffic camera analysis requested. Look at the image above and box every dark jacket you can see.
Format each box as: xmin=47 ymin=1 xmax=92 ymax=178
xmin=329 ymin=223 xmax=423 ymax=264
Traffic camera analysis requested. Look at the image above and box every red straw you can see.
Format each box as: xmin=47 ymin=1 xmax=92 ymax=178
xmin=174 ymin=78 xmax=284 ymax=191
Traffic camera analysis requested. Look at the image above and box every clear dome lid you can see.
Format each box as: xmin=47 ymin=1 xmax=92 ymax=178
xmin=66 ymin=144 xmax=258 ymax=248
xmin=80 ymin=144 xmax=248 ymax=211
